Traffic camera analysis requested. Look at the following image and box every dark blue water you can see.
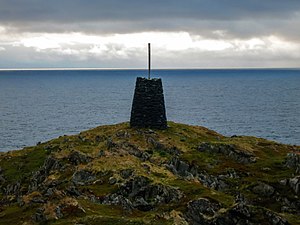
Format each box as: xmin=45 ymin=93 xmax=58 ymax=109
xmin=0 ymin=69 xmax=299 ymax=151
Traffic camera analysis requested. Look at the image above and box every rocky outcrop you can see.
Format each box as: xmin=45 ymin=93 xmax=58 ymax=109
xmin=5 ymin=182 xmax=21 ymax=197
xmin=252 ymin=182 xmax=275 ymax=197
xmin=123 ymin=142 xmax=151 ymax=161
xmin=33 ymin=198 xmax=85 ymax=223
xmin=214 ymin=203 xmax=253 ymax=225
xmin=185 ymin=199 xmax=291 ymax=225
xmin=184 ymin=198 xmax=222 ymax=225
xmin=115 ymin=130 xmax=130 ymax=139
xmin=106 ymin=138 xmax=118 ymax=150
xmin=66 ymin=150 xmax=92 ymax=165
xmin=29 ymin=156 xmax=63 ymax=191
xmin=103 ymin=176 xmax=183 ymax=211
xmin=281 ymin=176 xmax=300 ymax=194
xmin=108 ymin=176 xmax=117 ymax=185
xmin=148 ymin=136 xmax=182 ymax=156
xmin=265 ymin=210 xmax=290 ymax=225
xmin=33 ymin=207 xmax=47 ymax=223
xmin=72 ymin=169 xmax=96 ymax=186
xmin=120 ymin=169 xmax=134 ymax=179
xmin=184 ymin=198 xmax=253 ymax=225
xmin=285 ymin=153 xmax=300 ymax=174
xmin=43 ymin=143 xmax=62 ymax=152
xmin=98 ymin=149 xmax=106 ymax=157
xmin=198 ymin=171 xmax=228 ymax=191
xmin=66 ymin=185 xmax=81 ymax=197
xmin=198 ymin=143 xmax=257 ymax=164
xmin=166 ymin=157 xmax=228 ymax=191
xmin=288 ymin=176 xmax=300 ymax=194
xmin=0 ymin=167 xmax=5 ymax=184
xmin=166 ymin=157 xmax=198 ymax=178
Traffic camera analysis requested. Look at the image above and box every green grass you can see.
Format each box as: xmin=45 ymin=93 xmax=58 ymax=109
xmin=0 ymin=147 xmax=48 ymax=184
xmin=0 ymin=204 xmax=36 ymax=225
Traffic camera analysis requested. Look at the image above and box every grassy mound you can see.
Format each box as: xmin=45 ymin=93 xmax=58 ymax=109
xmin=0 ymin=122 xmax=299 ymax=224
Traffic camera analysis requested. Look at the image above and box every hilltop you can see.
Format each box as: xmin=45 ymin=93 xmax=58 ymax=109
xmin=0 ymin=122 xmax=299 ymax=224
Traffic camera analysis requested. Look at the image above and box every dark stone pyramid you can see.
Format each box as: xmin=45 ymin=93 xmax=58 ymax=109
xmin=130 ymin=77 xmax=167 ymax=129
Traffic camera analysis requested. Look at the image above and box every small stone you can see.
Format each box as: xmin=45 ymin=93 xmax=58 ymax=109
xmin=107 ymin=138 xmax=118 ymax=150
xmin=262 ymin=167 xmax=271 ymax=172
xmin=32 ymin=208 xmax=46 ymax=223
xmin=265 ymin=210 xmax=289 ymax=225
xmin=72 ymin=170 xmax=96 ymax=185
xmin=98 ymin=150 xmax=106 ymax=157
xmin=147 ymin=137 xmax=165 ymax=150
xmin=59 ymin=198 xmax=86 ymax=216
xmin=44 ymin=188 xmax=53 ymax=197
xmin=279 ymin=179 xmax=287 ymax=186
xmin=252 ymin=182 xmax=275 ymax=197
xmin=108 ymin=177 xmax=117 ymax=185
xmin=0 ymin=175 xmax=5 ymax=183
xmin=197 ymin=143 xmax=256 ymax=164
xmin=133 ymin=196 xmax=153 ymax=211
xmin=142 ymin=164 xmax=151 ymax=172
xmin=67 ymin=151 xmax=91 ymax=165
xmin=93 ymin=179 xmax=103 ymax=185
xmin=95 ymin=135 xmax=105 ymax=142
xmin=66 ymin=185 xmax=81 ymax=196
xmin=148 ymin=129 xmax=155 ymax=134
xmin=103 ymin=194 xmax=134 ymax=211
xmin=281 ymin=206 xmax=293 ymax=213
xmin=288 ymin=176 xmax=300 ymax=194
xmin=285 ymin=153 xmax=300 ymax=174
xmin=141 ymin=152 xmax=151 ymax=161
xmin=120 ymin=169 xmax=134 ymax=179
xmin=116 ymin=130 xmax=130 ymax=138
xmin=184 ymin=198 xmax=222 ymax=224
xmin=55 ymin=206 xmax=63 ymax=219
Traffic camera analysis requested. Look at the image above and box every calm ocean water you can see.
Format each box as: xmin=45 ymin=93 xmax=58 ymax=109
xmin=0 ymin=69 xmax=299 ymax=151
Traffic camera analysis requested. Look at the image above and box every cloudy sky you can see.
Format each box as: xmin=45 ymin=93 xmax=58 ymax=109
xmin=0 ymin=0 xmax=300 ymax=69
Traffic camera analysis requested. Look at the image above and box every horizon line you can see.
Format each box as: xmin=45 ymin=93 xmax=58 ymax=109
xmin=0 ymin=67 xmax=300 ymax=71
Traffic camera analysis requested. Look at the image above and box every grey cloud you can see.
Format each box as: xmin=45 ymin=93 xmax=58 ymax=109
xmin=1 ymin=0 xmax=300 ymax=43
xmin=1 ymin=41 xmax=299 ymax=69
xmin=0 ymin=44 xmax=146 ymax=69
xmin=188 ymin=18 xmax=300 ymax=41
xmin=1 ymin=0 xmax=300 ymax=22
xmin=1 ymin=0 xmax=300 ymax=27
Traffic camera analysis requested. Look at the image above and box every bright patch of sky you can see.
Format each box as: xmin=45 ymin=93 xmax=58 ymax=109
xmin=1 ymin=30 xmax=299 ymax=68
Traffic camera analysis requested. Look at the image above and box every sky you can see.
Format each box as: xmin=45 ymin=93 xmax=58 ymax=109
xmin=0 ymin=0 xmax=300 ymax=69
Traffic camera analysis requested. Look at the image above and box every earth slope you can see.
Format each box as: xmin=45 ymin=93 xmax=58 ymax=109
xmin=0 ymin=122 xmax=299 ymax=225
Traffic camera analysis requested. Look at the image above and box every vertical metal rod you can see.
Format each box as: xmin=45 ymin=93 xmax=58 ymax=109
xmin=148 ymin=43 xmax=151 ymax=79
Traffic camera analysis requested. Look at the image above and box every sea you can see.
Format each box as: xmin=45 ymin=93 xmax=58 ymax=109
xmin=0 ymin=69 xmax=299 ymax=152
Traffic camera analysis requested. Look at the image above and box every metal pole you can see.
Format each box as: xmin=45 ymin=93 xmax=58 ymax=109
xmin=148 ymin=43 xmax=151 ymax=79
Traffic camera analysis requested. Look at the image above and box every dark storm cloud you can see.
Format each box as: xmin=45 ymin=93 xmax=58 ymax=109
xmin=1 ymin=0 xmax=299 ymax=22
xmin=1 ymin=0 xmax=300 ymax=35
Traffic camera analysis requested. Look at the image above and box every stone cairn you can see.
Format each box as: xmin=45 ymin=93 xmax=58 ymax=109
xmin=130 ymin=77 xmax=167 ymax=129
